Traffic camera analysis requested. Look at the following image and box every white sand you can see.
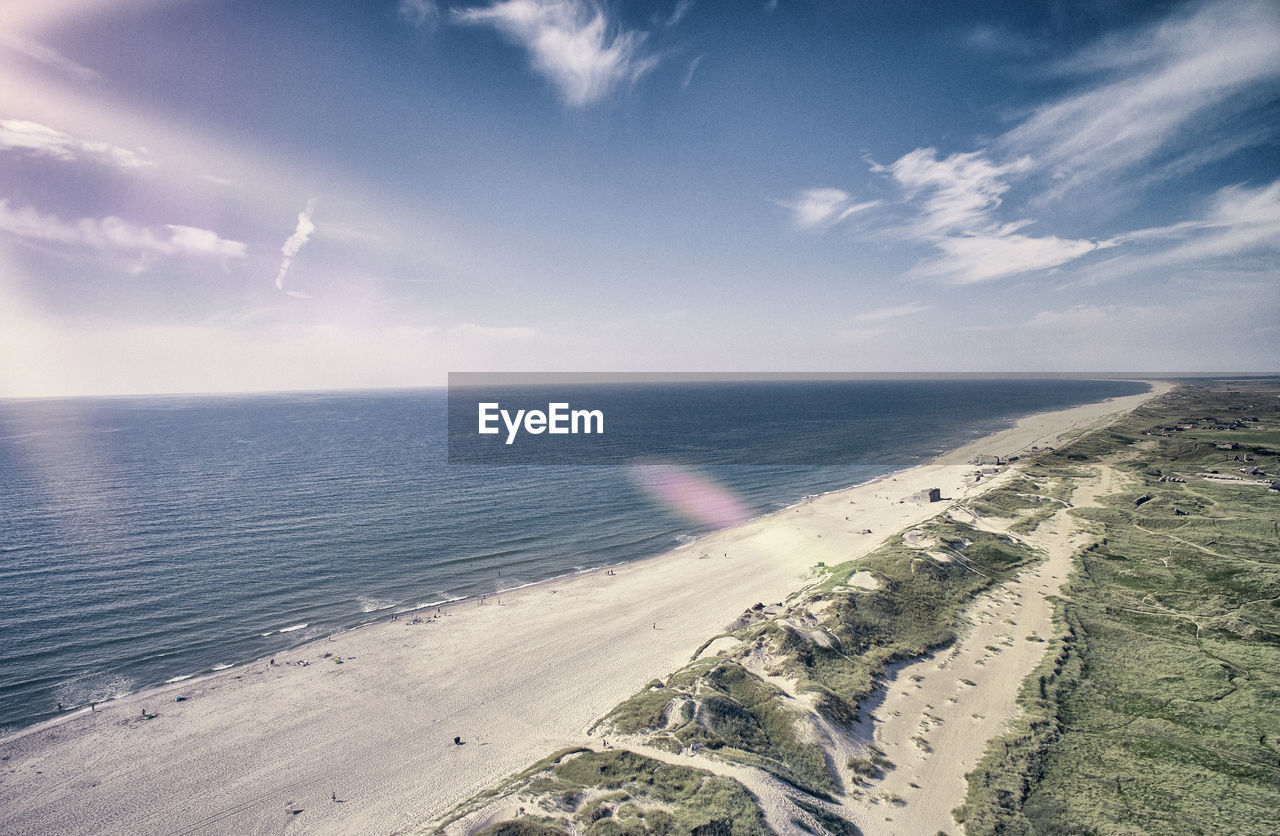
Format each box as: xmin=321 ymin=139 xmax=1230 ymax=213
xmin=0 ymin=382 xmax=1169 ymax=835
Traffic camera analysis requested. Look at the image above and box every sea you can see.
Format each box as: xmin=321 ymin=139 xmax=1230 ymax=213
xmin=0 ymin=378 xmax=1148 ymax=734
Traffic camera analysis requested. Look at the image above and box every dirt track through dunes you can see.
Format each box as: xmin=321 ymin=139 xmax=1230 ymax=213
xmin=846 ymin=467 xmax=1111 ymax=834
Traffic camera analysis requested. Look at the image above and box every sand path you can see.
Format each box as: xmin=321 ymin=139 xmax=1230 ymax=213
xmin=845 ymin=463 xmax=1123 ymax=835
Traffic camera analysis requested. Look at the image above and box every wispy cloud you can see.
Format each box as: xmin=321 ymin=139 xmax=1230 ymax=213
xmin=849 ymin=302 xmax=928 ymax=323
xmin=876 ymin=147 xmax=1103 ymax=283
xmin=854 ymin=1 xmax=1280 ymax=285
xmin=1002 ymin=0 xmax=1280 ymax=196
xmin=274 ymin=199 xmax=317 ymax=298
xmin=1100 ymin=178 xmax=1280 ymax=272
xmin=449 ymin=322 xmax=539 ymax=340
xmin=836 ymin=327 xmax=889 ymax=344
xmin=923 ymin=232 xmax=1108 ymax=285
xmin=886 ymin=148 xmax=1031 ymax=236
xmin=780 ymin=188 xmax=878 ymax=230
xmin=836 ymin=302 xmax=928 ymax=345
xmin=1159 ymin=179 xmax=1280 ymax=262
xmin=398 ymin=0 xmax=440 ymax=30
xmin=664 ymin=0 xmax=694 ymax=27
xmin=0 ymin=119 xmax=150 ymax=170
xmin=1025 ymin=304 xmax=1131 ymax=329
xmin=0 ymin=33 xmax=100 ymax=83
xmin=964 ymin=23 xmax=1040 ymax=57
xmin=0 ymin=198 xmax=246 ymax=262
xmin=681 ymin=53 xmax=703 ymax=89
xmin=452 ymin=0 xmax=658 ymax=106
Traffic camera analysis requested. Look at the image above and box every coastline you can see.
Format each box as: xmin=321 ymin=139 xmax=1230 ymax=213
xmin=0 ymin=381 xmax=1171 ymax=835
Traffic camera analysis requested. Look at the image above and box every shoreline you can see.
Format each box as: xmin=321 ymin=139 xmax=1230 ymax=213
xmin=0 ymin=382 xmax=1156 ymax=741
xmin=0 ymin=381 xmax=1171 ymax=835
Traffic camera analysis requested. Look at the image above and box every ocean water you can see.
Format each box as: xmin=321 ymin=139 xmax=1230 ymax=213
xmin=0 ymin=379 xmax=1147 ymax=733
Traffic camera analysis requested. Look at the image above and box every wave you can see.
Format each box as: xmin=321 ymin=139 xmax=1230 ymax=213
xmin=260 ymin=622 xmax=309 ymax=637
xmin=398 ymin=594 xmax=466 ymax=613
xmin=54 ymin=673 xmax=137 ymax=708
xmin=165 ymin=674 xmax=194 ymax=683
xmin=356 ymin=596 xmax=397 ymax=613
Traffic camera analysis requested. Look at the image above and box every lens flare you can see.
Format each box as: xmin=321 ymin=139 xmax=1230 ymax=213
xmin=628 ymin=462 xmax=751 ymax=529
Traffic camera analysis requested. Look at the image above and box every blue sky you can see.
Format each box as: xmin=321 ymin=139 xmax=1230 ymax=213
xmin=0 ymin=0 xmax=1277 ymax=395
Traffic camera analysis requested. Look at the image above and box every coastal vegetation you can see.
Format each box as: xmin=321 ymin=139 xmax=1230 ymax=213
xmin=434 ymin=747 xmax=770 ymax=835
xmin=956 ymin=380 xmax=1280 ymax=835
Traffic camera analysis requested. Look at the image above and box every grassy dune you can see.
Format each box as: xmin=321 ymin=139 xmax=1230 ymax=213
xmin=957 ymin=380 xmax=1280 ymax=835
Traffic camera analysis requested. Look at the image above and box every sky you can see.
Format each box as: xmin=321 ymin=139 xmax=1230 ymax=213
xmin=0 ymin=0 xmax=1277 ymax=396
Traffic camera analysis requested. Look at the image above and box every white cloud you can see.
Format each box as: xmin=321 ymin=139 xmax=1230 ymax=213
xmin=1173 ymin=179 xmax=1280 ymax=260
xmin=0 ymin=119 xmax=150 ymax=170
xmin=855 ymin=1 xmax=1280 ymax=285
xmin=1003 ymin=0 xmax=1280 ymax=195
xmin=165 ymin=225 xmax=246 ymax=259
xmin=849 ymin=302 xmax=928 ymax=323
xmin=399 ymin=0 xmax=439 ymax=29
xmin=0 ymin=33 xmax=100 ymax=83
xmin=879 ymin=147 xmax=1102 ymax=283
xmin=274 ymin=199 xmax=317 ymax=298
xmin=888 ymin=148 xmax=1031 ymax=236
xmin=780 ymin=188 xmax=878 ymax=230
xmin=1101 ymin=179 xmax=1280 ymax=273
xmin=0 ymin=198 xmax=246 ymax=261
xmin=924 ymin=233 xmax=1107 ymax=285
xmin=452 ymin=0 xmax=658 ymax=106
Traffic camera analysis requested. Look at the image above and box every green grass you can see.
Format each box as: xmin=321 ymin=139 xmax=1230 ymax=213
xmin=456 ymin=749 xmax=770 ymax=836
xmin=956 ymin=380 xmax=1280 ymax=836
xmin=1178 ymin=429 xmax=1280 ymax=448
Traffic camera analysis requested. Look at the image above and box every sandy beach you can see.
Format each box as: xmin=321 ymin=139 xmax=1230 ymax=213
xmin=0 ymin=381 xmax=1170 ymax=835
